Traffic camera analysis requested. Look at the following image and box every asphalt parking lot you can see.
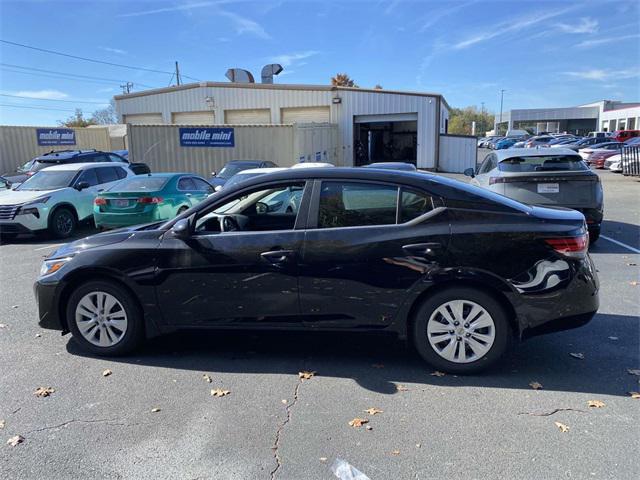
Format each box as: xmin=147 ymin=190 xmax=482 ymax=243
xmin=0 ymin=171 xmax=638 ymax=480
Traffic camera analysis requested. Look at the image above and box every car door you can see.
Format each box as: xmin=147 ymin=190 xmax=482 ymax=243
xmin=154 ymin=180 xmax=311 ymax=327
xmin=298 ymin=179 xmax=450 ymax=330
xmin=72 ymin=168 xmax=102 ymax=220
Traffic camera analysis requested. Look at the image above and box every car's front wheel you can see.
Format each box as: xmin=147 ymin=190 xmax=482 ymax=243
xmin=412 ymin=287 xmax=510 ymax=374
xmin=49 ymin=207 xmax=76 ymax=239
xmin=66 ymin=280 xmax=143 ymax=355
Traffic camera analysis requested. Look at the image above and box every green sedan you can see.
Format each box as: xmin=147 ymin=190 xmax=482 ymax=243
xmin=93 ymin=173 xmax=213 ymax=229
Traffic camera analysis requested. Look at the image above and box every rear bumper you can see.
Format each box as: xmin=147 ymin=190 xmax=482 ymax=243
xmin=94 ymin=210 xmax=158 ymax=228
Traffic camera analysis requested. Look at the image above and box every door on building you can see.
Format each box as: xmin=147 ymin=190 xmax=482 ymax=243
xmin=353 ymin=114 xmax=418 ymax=166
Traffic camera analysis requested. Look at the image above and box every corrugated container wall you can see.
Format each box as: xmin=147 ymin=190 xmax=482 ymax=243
xmin=0 ymin=126 xmax=111 ymax=173
xmin=128 ymin=124 xmax=296 ymax=176
xmin=438 ymin=134 xmax=477 ymax=173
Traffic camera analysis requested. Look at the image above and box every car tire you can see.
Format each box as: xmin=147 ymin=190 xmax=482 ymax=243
xmin=66 ymin=280 xmax=144 ymax=356
xmin=589 ymin=227 xmax=600 ymax=245
xmin=49 ymin=207 xmax=76 ymax=239
xmin=411 ymin=287 xmax=510 ymax=374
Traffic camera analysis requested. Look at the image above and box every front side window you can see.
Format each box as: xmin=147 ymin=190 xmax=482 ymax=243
xmin=192 ymin=178 xmax=214 ymax=193
xmin=108 ymin=154 xmax=127 ymax=163
xmin=75 ymin=168 xmax=99 ymax=187
xmin=195 ymin=182 xmax=305 ymax=233
xmin=317 ymin=181 xmax=398 ymax=228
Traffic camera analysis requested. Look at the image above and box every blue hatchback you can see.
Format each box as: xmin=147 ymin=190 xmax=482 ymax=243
xmin=494 ymin=138 xmax=519 ymax=149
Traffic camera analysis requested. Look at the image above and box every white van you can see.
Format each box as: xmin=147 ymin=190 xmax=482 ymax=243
xmin=505 ymin=129 xmax=530 ymax=138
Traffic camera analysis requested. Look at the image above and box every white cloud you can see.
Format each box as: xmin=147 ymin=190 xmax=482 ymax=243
xmin=576 ymin=33 xmax=640 ymax=48
xmin=384 ymin=0 xmax=401 ymax=15
xmin=13 ymin=90 xmax=69 ymax=100
xmin=453 ymin=7 xmax=575 ymax=49
xmin=419 ymin=1 xmax=477 ymax=32
xmin=563 ymin=69 xmax=640 ymax=81
xmin=99 ymin=46 xmax=127 ymax=55
xmin=219 ymin=11 xmax=270 ymax=39
xmin=118 ymin=1 xmax=219 ymax=18
xmin=555 ymin=17 xmax=598 ymax=34
xmin=268 ymin=51 xmax=319 ymax=67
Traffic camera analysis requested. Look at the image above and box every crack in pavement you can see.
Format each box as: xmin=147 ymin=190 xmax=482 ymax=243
xmin=269 ymin=377 xmax=303 ymax=480
xmin=23 ymin=418 xmax=143 ymax=436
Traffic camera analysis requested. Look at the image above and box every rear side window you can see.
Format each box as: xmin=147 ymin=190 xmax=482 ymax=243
xmin=499 ymin=155 xmax=588 ymax=172
xmin=318 ymin=181 xmax=398 ymax=228
xmin=96 ymin=167 xmax=120 ymax=184
xmin=400 ymin=189 xmax=434 ymax=223
xmin=114 ymin=167 xmax=128 ymax=179
xmin=178 ymin=177 xmax=197 ymax=190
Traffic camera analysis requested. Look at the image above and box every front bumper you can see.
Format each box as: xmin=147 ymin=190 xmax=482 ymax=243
xmin=34 ymin=278 xmax=65 ymax=332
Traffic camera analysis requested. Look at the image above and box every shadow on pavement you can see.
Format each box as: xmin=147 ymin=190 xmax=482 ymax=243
xmin=593 ymin=220 xmax=640 ymax=254
xmin=66 ymin=312 xmax=639 ymax=396
xmin=0 ymin=226 xmax=95 ymax=246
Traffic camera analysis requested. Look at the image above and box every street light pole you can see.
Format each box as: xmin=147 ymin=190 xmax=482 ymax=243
xmin=481 ymin=102 xmax=485 ymax=135
xmin=498 ymin=89 xmax=505 ymax=134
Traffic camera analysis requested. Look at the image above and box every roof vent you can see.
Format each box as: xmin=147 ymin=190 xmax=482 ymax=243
xmin=225 ymin=68 xmax=255 ymax=83
xmin=261 ymin=64 xmax=283 ymax=84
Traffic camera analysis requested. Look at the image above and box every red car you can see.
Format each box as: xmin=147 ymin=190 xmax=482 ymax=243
xmin=614 ymin=130 xmax=640 ymax=142
xmin=587 ymin=150 xmax=619 ymax=169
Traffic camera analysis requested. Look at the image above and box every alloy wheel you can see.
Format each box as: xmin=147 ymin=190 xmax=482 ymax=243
xmin=55 ymin=211 xmax=73 ymax=236
xmin=426 ymin=300 xmax=495 ymax=364
xmin=75 ymin=291 xmax=128 ymax=347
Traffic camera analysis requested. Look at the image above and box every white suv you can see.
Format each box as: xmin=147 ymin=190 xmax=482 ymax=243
xmin=0 ymin=163 xmax=133 ymax=239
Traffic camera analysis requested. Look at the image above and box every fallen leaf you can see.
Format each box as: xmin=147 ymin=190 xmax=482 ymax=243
xmin=348 ymin=418 xmax=369 ymax=428
xmin=587 ymin=400 xmax=605 ymax=408
xmin=298 ymin=371 xmax=315 ymax=380
xmin=35 ymin=333 xmax=41 ymax=338
xmin=0 ymin=420 xmax=5 ymax=429
xmin=365 ymin=425 xmax=373 ymax=431
xmin=391 ymin=450 xmax=400 ymax=456
xmin=569 ymin=352 xmax=584 ymax=360
xmin=627 ymin=369 xmax=640 ymax=376
xmin=364 ymin=407 xmax=383 ymax=415
xmin=430 ymin=371 xmax=446 ymax=377
xmin=371 ymin=363 xmax=385 ymax=369
xmin=202 ymin=374 xmax=212 ymax=383
xmin=151 ymin=407 xmax=161 ymax=413
xmin=281 ymin=399 xmax=288 ymax=404
xmin=11 ymin=305 xmax=18 ymax=309
xmin=416 ymin=443 xmax=421 ymax=448
xmin=608 ymin=336 xmax=619 ymax=341
xmin=319 ymin=457 xmax=328 ymax=462
xmin=628 ymin=392 xmax=640 ymax=399
xmin=102 ymin=369 xmax=112 ymax=377
xmin=210 ymin=388 xmax=231 ymax=397
xmin=554 ymin=422 xmax=569 ymax=433
xmin=33 ymin=387 xmax=55 ymax=398
xmin=6 ymin=435 xmax=24 ymax=447
xmin=396 ymin=384 xmax=409 ymax=392
xmin=529 ymin=381 xmax=543 ymax=390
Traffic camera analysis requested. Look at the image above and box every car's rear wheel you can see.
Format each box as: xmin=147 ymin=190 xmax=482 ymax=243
xmin=49 ymin=207 xmax=76 ymax=239
xmin=412 ymin=287 xmax=510 ymax=374
xmin=588 ymin=227 xmax=600 ymax=245
xmin=66 ymin=280 xmax=143 ymax=356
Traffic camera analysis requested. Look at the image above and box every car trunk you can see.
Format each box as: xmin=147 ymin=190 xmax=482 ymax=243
xmin=97 ymin=191 xmax=161 ymax=213
xmin=500 ymin=171 xmax=599 ymax=209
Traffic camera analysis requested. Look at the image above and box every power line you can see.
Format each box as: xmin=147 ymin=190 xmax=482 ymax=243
xmin=0 ymin=103 xmax=78 ymax=113
xmin=0 ymin=93 xmax=108 ymax=105
xmin=0 ymin=39 xmax=201 ymax=81
xmin=1 ymin=66 xmax=149 ymax=88
xmin=0 ymin=62 xmax=157 ymax=88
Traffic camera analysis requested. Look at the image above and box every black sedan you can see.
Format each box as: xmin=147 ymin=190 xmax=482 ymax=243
xmin=35 ymin=168 xmax=599 ymax=373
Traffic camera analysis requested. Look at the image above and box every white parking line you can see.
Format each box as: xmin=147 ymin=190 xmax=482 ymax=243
xmin=33 ymin=243 xmax=64 ymax=251
xmin=600 ymin=235 xmax=640 ymax=254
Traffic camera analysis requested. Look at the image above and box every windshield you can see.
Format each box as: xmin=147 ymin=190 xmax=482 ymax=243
xmin=499 ymin=155 xmax=588 ymax=172
xmin=217 ymin=163 xmax=258 ymax=179
xmin=16 ymin=170 xmax=77 ymax=191
xmin=18 ymin=159 xmax=35 ymax=172
xmin=109 ymin=176 xmax=169 ymax=191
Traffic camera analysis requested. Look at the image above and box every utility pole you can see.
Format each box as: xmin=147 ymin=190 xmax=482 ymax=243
xmin=120 ymin=82 xmax=133 ymax=94
xmin=175 ymin=61 xmax=181 ymax=86
xmin=481 ymin=101 xmax=485 ymax=135
xmin=498 ymin=89 xmax=505 ymax=134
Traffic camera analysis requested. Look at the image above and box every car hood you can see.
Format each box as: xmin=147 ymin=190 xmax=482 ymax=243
xmin=0 ymin=188 xmax=64 ymax=205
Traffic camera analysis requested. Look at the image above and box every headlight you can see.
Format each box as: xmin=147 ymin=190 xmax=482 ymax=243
xmin=17 ymin=196 xmax=50 ymax=217
xmin=39 ymin=257 xmax=73 ymax=277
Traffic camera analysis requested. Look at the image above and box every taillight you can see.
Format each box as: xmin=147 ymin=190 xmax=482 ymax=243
xmin=137 ymin=196 xmax=163 ymax=204
xmin=544 ymin=234 xmax=588 ymax=258
xmin=94 ymin=197 xmax=107 ymax=205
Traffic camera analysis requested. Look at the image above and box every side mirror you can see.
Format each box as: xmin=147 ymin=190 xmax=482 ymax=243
xmin=463 ymin=168 xmax=476 ymax=178
xmin=75 ymin=181 xmax=90 ymax=191
xmin=171 ymin=218 xmax=191 ymax=240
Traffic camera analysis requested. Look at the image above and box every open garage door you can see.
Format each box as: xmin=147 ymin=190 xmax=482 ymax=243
xmin=171 ymin=111 xmax=215 ymax=124
xmin=123 ymin=113 xmax=163 ymax=124
xmin=353 ymin=113 xmax=418 ymax=166
xmin=225 ymin=108 xmax=271 ymax=124
xmin=281 ymin=106 xmax=330 ymax=124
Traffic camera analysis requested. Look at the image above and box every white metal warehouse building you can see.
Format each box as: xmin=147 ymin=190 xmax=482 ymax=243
xmin=114 ymin=82 xmax=475 ymax=172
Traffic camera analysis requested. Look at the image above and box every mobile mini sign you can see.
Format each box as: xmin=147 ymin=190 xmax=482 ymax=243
xmin=179 ymin=127 xmax=235 ymax=147
xmin=36 ymin=128 xmax=76 ymax=146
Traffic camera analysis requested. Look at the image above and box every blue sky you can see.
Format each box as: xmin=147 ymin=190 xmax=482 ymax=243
xmin=1 ymin=0 xmax=638 ymax=125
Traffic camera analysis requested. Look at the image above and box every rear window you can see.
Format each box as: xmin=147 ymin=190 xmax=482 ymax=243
xmin=499 ymin=155 xmax=588 ymax=172
xmin=110 ymin=176 xmax=169 ymax=191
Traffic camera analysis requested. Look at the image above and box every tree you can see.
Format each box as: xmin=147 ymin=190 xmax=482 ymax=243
xmin=90 ymin=100 xmax=117 ymax=124
xmin=331 ymin=73 xmax=358 ymax=87
xmin=58 ymin=109 xmax=96 ymax=127
xmin=374 ymin=84 xmax=383 ymax=89
xmin=447 ymin=106 xmax=495 ymax=136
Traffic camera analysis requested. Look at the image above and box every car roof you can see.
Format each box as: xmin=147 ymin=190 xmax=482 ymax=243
xmin=492 ymin=148 xmax=580 ymax=161
xmin=33 ymin=150 xmax=98 ymax=161
xmin=227 ymin=160 xmax=264 ymax=165
xmin=41 ymin=162 xmax=123 ymax=172
xmin=236 ymin=167 xmax=288 ymax=175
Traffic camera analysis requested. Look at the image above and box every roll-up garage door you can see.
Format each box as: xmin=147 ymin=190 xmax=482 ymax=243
xmin=281 ymin=106 xmax=330 ymax=124
xmin=225 ymin=108 xmax=271 ymax=124
xmin=171 ymin=111 xmax=215 ymax=124
xmin=123 ymin=113 xmax=163 ymax=124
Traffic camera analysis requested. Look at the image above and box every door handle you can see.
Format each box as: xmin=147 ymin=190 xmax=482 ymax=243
xmin=402 ymin=242 xmax=442 ymax=257
xmin=260 ymin=250 xmax=295 ymax=265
